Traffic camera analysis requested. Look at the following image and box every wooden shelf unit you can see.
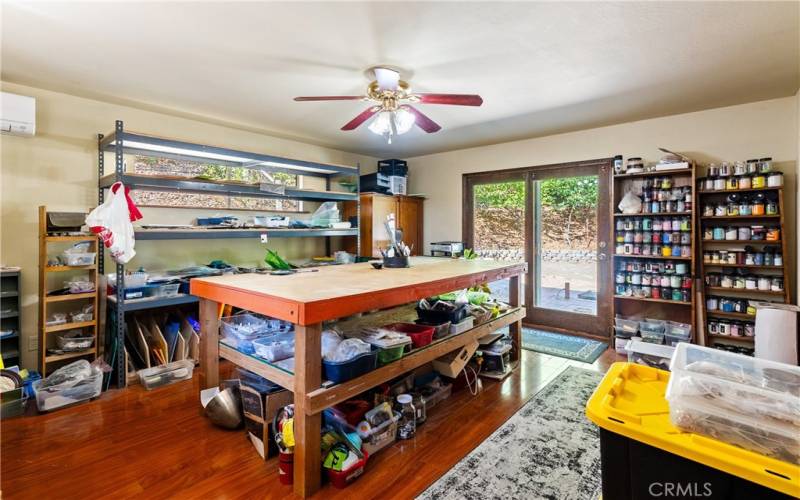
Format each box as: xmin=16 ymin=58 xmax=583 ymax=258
xmin=38 ymin=206 xmax=100 ymax=376
xmin=1 ymin=269 xmax=22 ymax=366
xmin=697 ymin=183 xmax=790 ymax=350
xmin=611 ymin=164 xmax=697 ymax=344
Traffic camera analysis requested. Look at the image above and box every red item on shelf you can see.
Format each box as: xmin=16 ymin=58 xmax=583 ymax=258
xmin=327 ymin=449 xmax=369 ymax=489
xmin=382 ymin=323 xmax=435 ymax=349
xmin=333 ymin=400 xmax=371 ymax=426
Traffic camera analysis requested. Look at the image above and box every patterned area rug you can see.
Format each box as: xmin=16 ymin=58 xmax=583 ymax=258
xmin=417 ymin=367 xmax=603 ymax=500
xmin=522 ymin=328 xmax=607 ymax=364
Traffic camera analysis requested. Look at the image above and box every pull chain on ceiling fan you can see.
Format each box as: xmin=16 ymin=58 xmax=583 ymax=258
xmin=293 ymin=66 xmax=483 ymax=143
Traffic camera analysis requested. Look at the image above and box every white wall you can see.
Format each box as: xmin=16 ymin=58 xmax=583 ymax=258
xmin=0 ymin=81 xmax=376 ymax=369
xmin=409 ymin=94 xmax=799 ymax=296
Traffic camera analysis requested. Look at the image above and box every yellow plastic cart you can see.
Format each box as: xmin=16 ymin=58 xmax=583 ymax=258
xmin=586 ymin=362 xmax=800 ymax=499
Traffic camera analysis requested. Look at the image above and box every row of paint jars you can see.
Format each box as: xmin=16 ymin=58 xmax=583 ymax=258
xmin=703 ymin=249 xmax=782 ymax=267
xmin=616 ymin=242 xmax=691 ymax=257
xmin=708 ymin=158 xmax=773 ymax=177
xmin=701 ymin=172 xmax=784 ymax=191
xmin=617 ymin=230 xmax=692 ymax=245
xmin=618 ymin=259 xmax=689 ymax=275
xmin=702 ymin=193 xmax=779 ymax=217
xmin=705 ymin=296 xmax=756 ymax=315
xmin=703 ymin=225 xmax=780 ymax=241
xmin=616 ymin=284 xmax=691 ymax=302
xmin=705 ymin=272 xmax=784 ymax=292
xmin=616 ymin=216 xmax=691 ymax=232
xmin=617 ymin=272 xmax=693 ymax=288
xmin=712 ymin=343 xmax=754 ymax=356
xmin=708 ymin=319 xmax=755 ymax=338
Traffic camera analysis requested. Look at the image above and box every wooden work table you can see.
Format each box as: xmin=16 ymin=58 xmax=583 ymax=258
xmin=192 ymin=257 xmax=527 ymax=497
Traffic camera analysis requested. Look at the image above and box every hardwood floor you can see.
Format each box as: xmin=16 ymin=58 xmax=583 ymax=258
xmin=2 ymin=348 xmax=623 ymax=499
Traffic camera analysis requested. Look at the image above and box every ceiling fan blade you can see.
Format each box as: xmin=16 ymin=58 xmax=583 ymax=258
xmin=293 ymin=96 xmax=364 ymax=101
xmin=416 ymin=94 xmax=483 ymax=106
xmin=403 ymin=105 xmax=441 ymax=133
xmin=374 ymin=67 xmax=400 ymax=91
xmin=341 ymin=106 xmax=380 ymax=131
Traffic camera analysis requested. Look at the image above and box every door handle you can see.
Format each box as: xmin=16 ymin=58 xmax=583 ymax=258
xmin=598 ymin=254 xmax=607 ymax=261
xmin=599 ymin=241 xmax=607 ymax=248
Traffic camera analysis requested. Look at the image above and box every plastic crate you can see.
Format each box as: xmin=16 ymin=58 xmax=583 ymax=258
xmin=449 ymin=316 xmax=475 ymax=335
xmin=626 ymin=339 xmax=674 ymax=370
xmin=420 ymin=383 xmax=452 ymax=410
xmin=416 ymin=303 xmax=469 ymax=325
xmin=377 ymin=344 xmax=405 ymax=366
xmin=327 ymin=448 xmax=369 ymax=488
xmin=323 ymin=347 xmax=378 ymax=384
xmin=614 ymin=317 xmax=640 ymax=335
xmin=56 ymin=333 xmax=94 ymax=351
xmin=414 ymin=319 xmax=451 ymax=339
xmin=382 ymin=323 xmax=434 ymax=349
xmin=362 ymin=411 xmax=401 ymax=455
xmin=62 ymin=252 xmax=96 ymax=266
xmin=220 ymin=313 xmax=273 ymax=354
xmin=253 ymin=333 xmax=295 ymax=362
xmin=158 ymin=283 xmax=180 ymax=297
xmin=666 ymin=343 xmax=800 ymax=464
xmin=33 ymin=369 xmax=103 ymax=412
xmin=138 ymin=360 xmax=194 ymax=390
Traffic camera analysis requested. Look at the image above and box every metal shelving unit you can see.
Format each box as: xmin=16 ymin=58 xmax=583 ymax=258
xmin=1 ymin=270 xmax=21 ymax=367
xmin=98 ymin=120 xmax=361 ymax=387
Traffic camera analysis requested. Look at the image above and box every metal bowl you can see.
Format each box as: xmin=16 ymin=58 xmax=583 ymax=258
xmin=204 ymin=386 xmax=243 ymax=429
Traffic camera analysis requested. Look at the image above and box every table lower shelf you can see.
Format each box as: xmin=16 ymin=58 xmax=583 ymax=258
xmin=218 ymin=306 xmax=526 ymax=415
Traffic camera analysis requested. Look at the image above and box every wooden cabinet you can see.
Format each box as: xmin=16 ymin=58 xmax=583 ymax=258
xmin=344 ymin=193 xmax=424 ymax=257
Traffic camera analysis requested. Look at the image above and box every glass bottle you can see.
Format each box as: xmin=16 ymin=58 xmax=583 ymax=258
xmin=396 ymin=394 xmax=416 ymax=440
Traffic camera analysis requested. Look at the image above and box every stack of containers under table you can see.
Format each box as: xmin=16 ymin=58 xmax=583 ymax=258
xmin=666 ymin=343 xmax=800 ymax=465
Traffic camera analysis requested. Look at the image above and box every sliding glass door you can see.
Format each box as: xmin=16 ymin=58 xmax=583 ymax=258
xmin=464 ymin=160 xmax=612 ymax=337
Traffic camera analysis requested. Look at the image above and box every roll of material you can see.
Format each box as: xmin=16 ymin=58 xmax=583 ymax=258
xmin=754 ymin=303 xmax=799 ymax=365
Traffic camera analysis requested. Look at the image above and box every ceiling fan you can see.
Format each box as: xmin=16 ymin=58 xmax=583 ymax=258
xmin=293 ymin=67 xmax=483 ymax=143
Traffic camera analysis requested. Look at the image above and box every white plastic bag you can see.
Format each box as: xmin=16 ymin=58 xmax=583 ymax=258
xmin=618 ymin=191 xmax=643 ymax=214
xmin=86 ymin=182 xmax=142 ymax=264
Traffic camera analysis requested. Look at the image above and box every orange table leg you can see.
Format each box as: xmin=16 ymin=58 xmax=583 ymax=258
xmin=199 ymin=298 xmax=221 ymax=389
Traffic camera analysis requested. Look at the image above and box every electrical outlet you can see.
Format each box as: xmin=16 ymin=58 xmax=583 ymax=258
xmin=260 ymin=233 xmax=268 ymax=244
xmin=28 ymin=336 xmax=38 ymax=351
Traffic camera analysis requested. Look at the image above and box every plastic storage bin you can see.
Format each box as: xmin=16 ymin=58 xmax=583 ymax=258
xmin=220 ymin=314 xmax=272 ymax=354
xmin=614 ymin=317 xmax=640 ymax=335
xmin=420 ymin=382 xmax=452 ymax=410
xmin=416 ymin=303 xmax=469 ymax=325
xmin=377 ymin=344 xmax=406 ymax=366
xmin=158 ymin=283 xmax=180 ymax=297
xmin=327 ymin=448 xmax=369 ymax=488
xmin=664 ymin=321 xmax=692 ymax=346
xmin=414 ymin=320 xmax=451 ymax=339
xmin=63 ymin=252 xmax=96 ymax=266
xmin=666 ymin=343 xmax=800 ymax=464
xmin=362 ymin=411 xmax=401 ymax=455
xmin=449 ymin=316 xmax=475 ymax=335
xmin=33 ymin=369 xmax=103 ymax=411
xmin=253 ymin=333 xmax=295 ymax=362
xmin=625 ymin=339 xmax=674 ymax=370
xmin=138 ymin=360 xmax=194 ymax=390
xmin=323 ymin=347 xmax=378 ymax=384
xmin=586 ymin=362 xmax=798 ymax=499
xmin=382 ymin=323 xmax=435 ymax=349
xmin=56 ymin=332 xmax=94 ymax=351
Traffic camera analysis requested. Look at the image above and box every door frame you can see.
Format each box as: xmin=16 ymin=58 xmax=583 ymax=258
xmin=462 ymin=158 xmax=614 ymax=338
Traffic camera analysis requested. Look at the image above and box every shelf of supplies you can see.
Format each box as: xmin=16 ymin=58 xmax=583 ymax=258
xmin=45 ymin=320 xmax=96 ymax=333
xmin=45 ymin=349 xmax=95 ymax=363
xmin=702 ymin=263 xmax=783 ymax=270
xmin=614 ymin=212 xmax=692 ymax=217
xmin=614 ymin=295 xmax=691 ymax=305
xmin=705 ymin=286 xmax=785 ymax=297
xmin=2 ymin=349 xmax=20 ymax=360
xmin=99 ymin=130 xmax=359 ymax=178
xmin=45 ymin=292 xmax=96 ymax=303
xmin=0 ymin=310 xmax=19 ymax=319
xmin=0 ymin=291 xmax=19 ymax=298
xmin=706 ymin=311 xmax=755 ymax=320
xmin=107 ymin=293 xmax=199 ymax=311
xmin=613 ymin=254 xmax=692 ymax=261
xmin=698 ymin=186 xmax=782 ymax=195
xmin=707 ymin=334 xmax=754 ymax=343
xmin=1 ymin=333 xmax=19 ymax=340
xmin=100 ymin=173 xmax=358 ymax=202
xmin=134 ymin=227 xmax=358 ymax=240
xmin=45 ymin=235 xmax=97 ymax=242
xmin=701 ymin=239 xmax=781 ymax=245
xmin=700 ymin=215 xmax=780 ymax=221
xmin=613 ymin=169 xmax=692 ymax=179
xmin=45 ymin=265 xmax=97 ymax=272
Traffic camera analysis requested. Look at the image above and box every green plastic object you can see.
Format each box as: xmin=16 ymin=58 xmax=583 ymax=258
xmin=377 ymin=345 xmax=405 ymax=366
xmin=264 ymin=249 xmax=293 ymax=270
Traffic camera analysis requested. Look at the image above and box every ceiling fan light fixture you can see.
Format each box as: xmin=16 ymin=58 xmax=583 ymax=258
xmin=368 ymin=108 xmax=416 ymax=143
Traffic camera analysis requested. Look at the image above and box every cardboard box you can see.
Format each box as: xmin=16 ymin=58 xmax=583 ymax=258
xmin=432 ymin=340 xmax=479 ymax=378
xmin=240 ymin=380 xmax=293 ymax=459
